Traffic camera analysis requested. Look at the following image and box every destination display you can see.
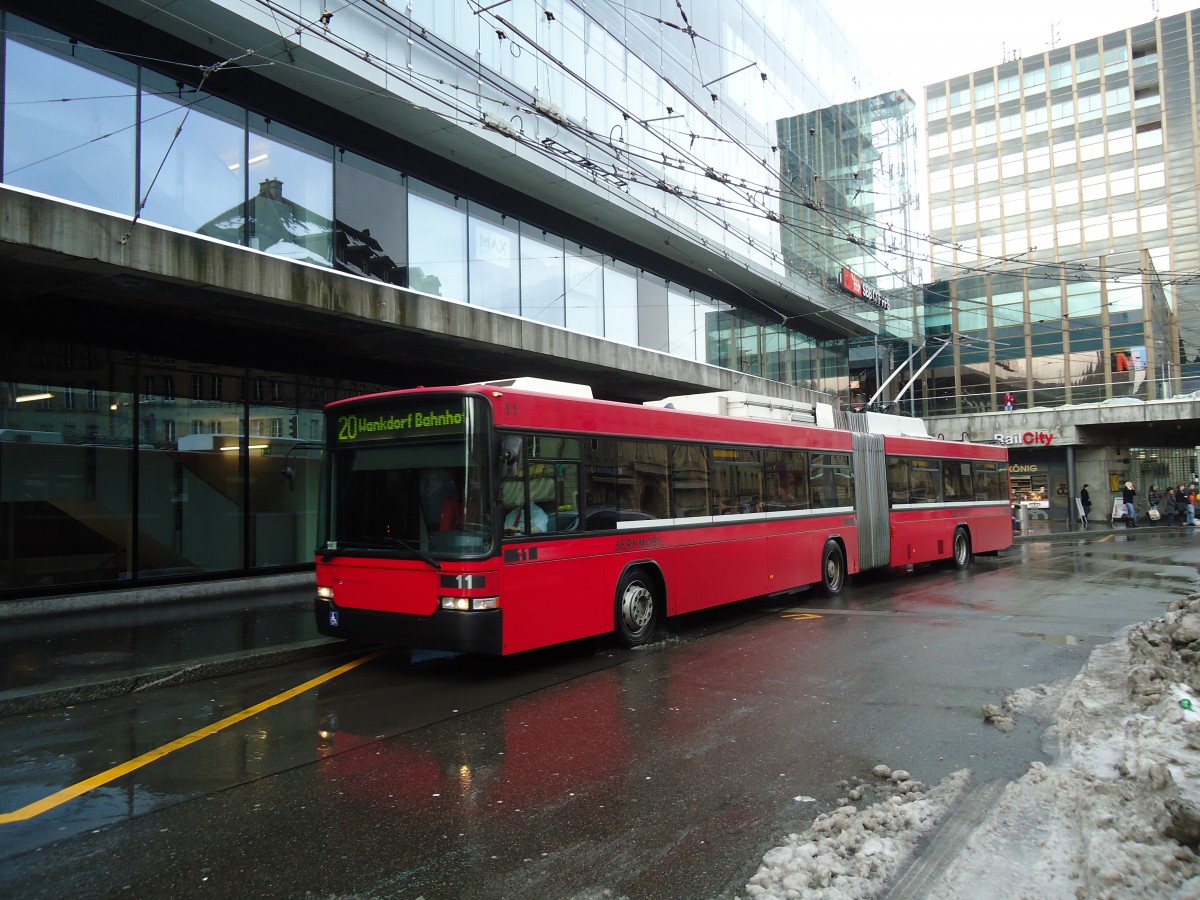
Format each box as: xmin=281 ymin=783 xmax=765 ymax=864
xmin=334 ymin=401 xmax=468 ymax=442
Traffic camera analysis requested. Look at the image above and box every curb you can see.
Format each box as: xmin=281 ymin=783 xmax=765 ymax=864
xmin=0 ymin=638 xmax=350 ymax=717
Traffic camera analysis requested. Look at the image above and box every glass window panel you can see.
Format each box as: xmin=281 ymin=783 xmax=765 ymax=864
xmin=617 ymin=441 xmax=669 ymax=519
xmin=565 ymin=248 xmax=604 ymax=336
xmin=1081 ymin=215 xmax=1107 ymax=243
xmin=603 ymin=262 xmax=638 ymax=345
xmin=154 ymin=371 xmax=246 ymax=573
xmin=944 ymin=462 xmax=972 ymax=501
xmin=1108 ymin=283 xmax=1143 ymax=312
xmin=1104 ymin=132 xmax=1132 ymax=154
xmin=907 ymin=458 xmax=941 ymax=504
xmin=1136 ymin=125 xmax=1163 ymax=150
xmin=408 ymin=187 xmax=467 ymax=299
xmin=1066 ymin=282 xmax=1102 ymax=315
xmin=583 ymin=438 xmax=618 ymax=527
xmin=1139 ymin=165 xmax=1165 ymax=190
xmin=468 ymin=209 xmax=520 ymax=315
xmin=1 ymin=346 xmax=135 ymax=590
xmin=695 ymin=296 xmax=722 ymax=367
xmin=671 ymin=444 xmax=709 ymax=518
xmin=520 ymin=228 xmax=565 ymax=326
xmin=668 ymin=289 xmax=698 ymax=360
xmin=711 ymin=448 xmax=762 ymax=515
xmin=244 ymin=369 xmax=319 ymax=567
xmin=140 ymin=85 xmax=246 ymax=241
xmin=242 ymin=121 xmax=333 ymax=266
xmin=1055 ymin=181 xmax=1079 ymax=205
xmin=1056 ymin=221 xmax=1081 ymax=245
xmin=334 ymin=152 xmax=408 ymax=284
xmin=764 ymin=449 xmax=808 ymax=511
xmin=4 ymin=38 xmax=135 ymax=214
xmin=524 ymin=435 xmax=581 ymax=534
xmin=810 ymin=452 xmax=853 ymax=508
xmin=1050 ymin=61 xmax=1073 ymax=87
xmin=974 ymin=462 xmax=1005 ymax=502
xmin=638 ymin=275 xmax=669 ymax=354
xmin=887 ymin=457 xmax=909 ymax=505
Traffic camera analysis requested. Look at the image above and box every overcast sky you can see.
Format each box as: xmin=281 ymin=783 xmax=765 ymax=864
xmin=832 ymin=0 xmax=1199 ymax=101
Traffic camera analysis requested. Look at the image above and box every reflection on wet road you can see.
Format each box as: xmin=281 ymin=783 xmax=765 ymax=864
xmin=1 ymin=531 xmax=1195 ymax=898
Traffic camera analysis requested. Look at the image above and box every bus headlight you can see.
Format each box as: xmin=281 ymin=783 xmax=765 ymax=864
xmin=317 ymin=585 xmax=335 ymax=602
xmin=440 ymin=596 xmax=499 ymax=611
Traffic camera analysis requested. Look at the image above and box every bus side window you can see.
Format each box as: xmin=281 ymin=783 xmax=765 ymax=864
xmin=887 ymin=457 xmax=909 ymax=505
xmin=945 ymin=461 xmax=971 ymax=500
xmin=909 ymin=459 xmax=941 ymax=504
xmin=541 ymin=463 xmax=581 ymax=532
xmin=523 ymin=437 xmax=583 ymax=534
xmin=671 ymin=444 xmax=709 ymax=518
xmin=618 ymin=440 xmax=669 ymax=521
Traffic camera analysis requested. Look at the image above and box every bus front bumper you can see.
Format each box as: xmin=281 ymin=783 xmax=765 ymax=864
xmin=315 ymin=601 xmax=503 ymax=655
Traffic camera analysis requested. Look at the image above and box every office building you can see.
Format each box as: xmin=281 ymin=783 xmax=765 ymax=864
xmin=923 ymin=9 xmax=1200 ymax=517
xmin=0 ymin=1 xmax=912 ymax=597
xmin=922 ymin=9 xmax=1200 ymax=414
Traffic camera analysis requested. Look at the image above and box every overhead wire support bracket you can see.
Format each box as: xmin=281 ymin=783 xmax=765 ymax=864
xmin=892 ymin=339 xmax=954 ymax=404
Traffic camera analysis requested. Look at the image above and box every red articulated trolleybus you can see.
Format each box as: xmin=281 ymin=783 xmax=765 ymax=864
xmin=314 ymin=378 xmax=1011 ymax=655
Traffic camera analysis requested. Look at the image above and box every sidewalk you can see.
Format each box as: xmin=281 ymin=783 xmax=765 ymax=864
xmin=0 ymin=573 xmax=342 ymax=716
xmin=1013 ymin=516 xmax=1191 ymax=541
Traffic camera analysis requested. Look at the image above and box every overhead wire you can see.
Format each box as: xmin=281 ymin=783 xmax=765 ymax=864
xmin=22 ymin=0 xmax=1192 ymax=358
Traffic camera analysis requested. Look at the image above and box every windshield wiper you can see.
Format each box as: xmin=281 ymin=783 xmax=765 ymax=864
xmin=321 ymin=536 xmax=442 ymax=570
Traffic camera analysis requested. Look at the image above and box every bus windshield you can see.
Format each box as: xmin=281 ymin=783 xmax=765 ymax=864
xmin=319 ymin=394 xmax=493 ymax=559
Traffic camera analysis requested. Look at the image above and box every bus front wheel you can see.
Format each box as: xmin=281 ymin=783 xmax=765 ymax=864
xmin=819 ymin=540 xmax=845 ymax=597
xmin=615 ymin=568 xmax=659 ymax=648
xmin=951 ymin=527 xmax=972 ymax=570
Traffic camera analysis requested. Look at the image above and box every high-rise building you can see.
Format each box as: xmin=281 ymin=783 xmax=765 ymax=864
xmin=0 ymin=1 xmax=912 ymax=597
xmin=922 ymin=9 xmax=1199 ymax=415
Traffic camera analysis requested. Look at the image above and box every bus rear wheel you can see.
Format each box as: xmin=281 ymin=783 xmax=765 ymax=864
xmin=819 ymin=540 xmax=845 ymax=597
xmin=615 ymin=568 xmax=659 ymax=648
xmin=951 ymin=527 xmax=972 ymax=570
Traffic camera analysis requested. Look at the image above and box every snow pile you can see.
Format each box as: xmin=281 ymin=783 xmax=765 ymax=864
xmin=743 ymin=768 xmax=970 ymax=899
xmin=745 ymin=595 xmax=1200 ymax=899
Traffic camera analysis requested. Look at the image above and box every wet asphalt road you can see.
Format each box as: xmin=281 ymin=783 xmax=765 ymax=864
xmin=1 ymin=530 xmax=1196 ymax=899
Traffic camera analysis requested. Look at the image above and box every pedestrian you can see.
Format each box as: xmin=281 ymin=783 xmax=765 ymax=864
xmin=1080 ymin=483 xmax=1091 ymax=527
xmin=1189 ymin=483 xmax=1198 ymax=526
xmin=1164 ymin=487 xmax=1180 ymax=526
xmin=1122 ymin=480 xmax=1138 ymax=528
xmin=1004 ymin=391 xmax=1015 ymax=411
xmin=1148 ymin=484 xmax=1161 ymax=524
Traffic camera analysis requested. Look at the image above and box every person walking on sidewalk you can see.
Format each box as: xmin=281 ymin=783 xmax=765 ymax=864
xmin=1123 ymin=481 xmax=1138 ymax=527
xmin=1189 ymin=484 xmax=1198 ymax=526
xmin=1148 ymin=484 xmax=1161 ymax=524
xmin=1080 ymin=484 xmax=1092 ymax=527
xmin=1164 ymin=487 xmax=1180 ymax=526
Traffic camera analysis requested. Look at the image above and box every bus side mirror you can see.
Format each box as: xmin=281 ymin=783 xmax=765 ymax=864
xmin=501 ymin=436 xmax=523 ymax=476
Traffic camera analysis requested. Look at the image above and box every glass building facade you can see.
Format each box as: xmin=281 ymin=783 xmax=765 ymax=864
xmin=922 ymin=10 xmax=1199 ymax=413
xmin=0 ymin=2 xmax=913 ymax=597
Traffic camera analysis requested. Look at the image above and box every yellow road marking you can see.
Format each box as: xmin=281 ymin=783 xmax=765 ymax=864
xmin=0 ymin=650 xmax=384 ymax=824
xmin=782 ymin=613 xmax=823 ymax=620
